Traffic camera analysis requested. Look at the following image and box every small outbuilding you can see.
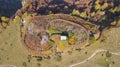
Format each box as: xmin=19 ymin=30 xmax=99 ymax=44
xmin=60 ymin=35 xmax=67 ymax=40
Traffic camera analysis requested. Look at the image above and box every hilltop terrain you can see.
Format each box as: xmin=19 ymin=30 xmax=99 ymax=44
xmin=0 ymin=0 xmax=120 ymax=67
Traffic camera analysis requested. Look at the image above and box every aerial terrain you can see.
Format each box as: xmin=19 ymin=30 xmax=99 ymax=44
xmin=0 ymin=0 xmax=120 ymax=67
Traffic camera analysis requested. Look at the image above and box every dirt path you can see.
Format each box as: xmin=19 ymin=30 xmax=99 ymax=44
xmin=0 ymin=64 xmax=16 ymax=67
xmin=69 ymin=49 xmax=120 ymax=67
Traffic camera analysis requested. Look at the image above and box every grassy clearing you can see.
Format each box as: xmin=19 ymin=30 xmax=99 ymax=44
xmin=0 ymin=21 xmax=120 ymax=67
xmin=0 ymin=22 xmax=28 ymax=67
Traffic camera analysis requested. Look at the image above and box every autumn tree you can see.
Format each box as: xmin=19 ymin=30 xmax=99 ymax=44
xmin=101 ymin=2 xmax=108 ymax=10
xmin=95 ymin=3 xmax=101 ymax=10
xmin=0 ymin=16 xmax=9 ymax=28
xmin=71 ymin=9 xmax=80 ymax=16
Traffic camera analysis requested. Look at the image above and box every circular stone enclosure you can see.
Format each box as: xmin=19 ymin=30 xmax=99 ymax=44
xmin=22 ymin=14 xmax=89 ymax=56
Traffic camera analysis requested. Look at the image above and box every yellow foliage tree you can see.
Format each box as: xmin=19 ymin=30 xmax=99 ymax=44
xmin=1 ymin=16 xmax=9 ymax=28
xmin=1 ymin=16 xmax=9 ymax=22
xmin=13 ymin=16 xmax=21 ymax=23
xmin=80 ymin=12 xmax=87 ymax=18
xmin=68 ymin=35 xmax=75 ymax=45
xmin=95 ymin=4 xmax=101 ymax=10
xmin=72 ymin=9 xmax=80 ymax=16
xmin=90 ymin=12 xmax=96 ymax=17
xmin=101 ymin=2 xmax=108 ymax=10
xmin=22 ymin=12 xmax=28 ymax=19
xmin=109 ymin=7 xmax=118 ymax=13
xmin=1 ymin=22 xmax=7 ymax=28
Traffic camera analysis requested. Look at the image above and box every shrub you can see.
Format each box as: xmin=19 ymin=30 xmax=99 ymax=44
xmin=89 ymin=36 xmax=95 ymax=44
xmin=106 ymin=51 xmax=112 ymax=58
xmin=27 ymin=55 xmax=32 ymax=62
xmin=47 ymin=28 xmax=62 ymax=35
xmin=97 ymin=58 xmax=110 ymax=67
xmin=55 ymin=55 xmax=62 ymax=61
xmin=55 ymin=52 xmax=62 ymax=61
xmin=22 ymin=62 xmax=27 ymax=67
xmin=37 ymin=63 xmax=41 ymax=67
xmin=37 ymin=56 xmax=42 ymax=62
xmin=68 ymin=51 xmax=72 ymax=55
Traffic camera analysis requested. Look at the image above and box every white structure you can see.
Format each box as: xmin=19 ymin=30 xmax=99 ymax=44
xmin=60 ymin=36 xmax=67 ymax=40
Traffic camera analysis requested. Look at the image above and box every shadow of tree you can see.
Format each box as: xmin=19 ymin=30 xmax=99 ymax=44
xmin=91 ymin=9 xmax=120 ymax=39
xmin=37 ymin=0 xmax=74 ymax=14
xmin=0 ymin=0 xmax=22 ymax=17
